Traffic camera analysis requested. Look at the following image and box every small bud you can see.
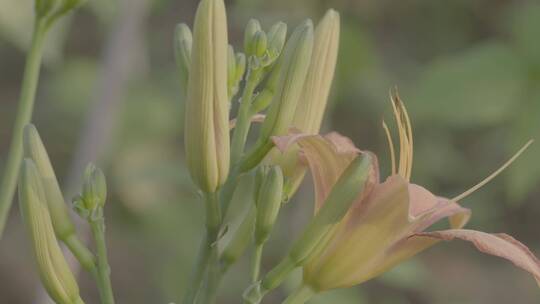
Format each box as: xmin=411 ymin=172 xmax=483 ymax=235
xmin=257 ymin=20 xmax=314 ymax=144
xmin=228 ymin=45 xmax=237 ymax=96
xmin=250 ymin=60 xmax=282 ymax=114
xmin=23 ymin=124 xmax=75 ymax=241
xmin=289 ymin=154 xmax=372 ymax=265
xmin=19 ymin=160 xmax=83 ymax=304
xmin=185 ymin=0 xmax=230 ymax=193
xmin=266 ymin=22 xmax=287 ymax=59
xmin=235 ymin=52 xmax=247 ymax=84
xmin=254 ymin=166 xmax=283 ymax=245
xmin=244 ymin=19 xmax=262 ymax=56
xmin=81 ymin=164 xmax=107 ymax=210
xmin=252 ymin=31 xmax=268 ymax=58
xmin=174 ymin=23 xmax=193 ymax=94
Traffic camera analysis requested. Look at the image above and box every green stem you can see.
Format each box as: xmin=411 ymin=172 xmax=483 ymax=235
xmin=90 ymin=218 xmax=115 ymax=304
xmin=198 ymin=248 xmax=222 ymax=304
xmin=282 ymin=285 xmax=315 ymax=304
xmin=230 ymin=68 xmax=262 ymax=166
xmin=63 ymin=234 xmax=97 ymax=273
xmin=251 ymin=244 xmax=264 ymax=283
xmin=0 ymin=20 xmax=48 ymax=237
xmin=183 ymin=192 xmax=220 ymax=304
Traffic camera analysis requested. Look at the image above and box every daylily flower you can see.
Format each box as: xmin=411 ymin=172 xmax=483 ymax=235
xmin=273 ymin=92 xmax=539 ymax=294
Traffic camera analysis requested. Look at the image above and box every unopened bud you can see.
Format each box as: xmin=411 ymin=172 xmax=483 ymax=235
xmin=23 ymin=124 xmax=75 ymax=240
xmin=244 ymin=19 xmax=262 ymax=56
xmin=257 ymin=20 xmax=314 ymax=143
xmin=270 ymin=10 xmax=341 ymax=198
xmin=174 ymin=23 xmax=193 ymax=94
xmin=254 ymin=166 xmax=283 ymax=245
xmin=293 ymin=9 xmax=340 ymax=134
xmin=252 ymin=31 xmax=268 ymax=58
xmin=81 ymin=163 xmax=107 ymax=210
xmin=221 ymin=206 xmax=256 ymax=266
xmin=266 ymin=22 xmax=287 ymax=59
xmin=185 ymin=0 xmax=230 ymax=193
xmin=19 ymin=159 xmax=83 ymax=304
xmin=289 ymin=154 xmax=372 ymax=265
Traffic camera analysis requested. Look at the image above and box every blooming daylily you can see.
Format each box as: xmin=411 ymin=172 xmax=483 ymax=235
xmin=272 ymin=93 xmax=540 ymax=292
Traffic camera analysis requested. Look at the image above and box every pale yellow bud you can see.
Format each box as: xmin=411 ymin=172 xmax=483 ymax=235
xmin=23 ymin=124 xmax=75 ymax=240
xmin=185 ymin=0 xmax=230 ymax=193
xmin=270 ymin=10 xmax=340 ymax=197
xmin=19 ymin=159 xmax=83 ymax=304
xmin=294 ymin=9 xmax=340 ymax=134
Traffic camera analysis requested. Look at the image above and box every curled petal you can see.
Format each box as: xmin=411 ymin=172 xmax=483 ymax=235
xmin=414 ymin=229 xmax=540 ymax=287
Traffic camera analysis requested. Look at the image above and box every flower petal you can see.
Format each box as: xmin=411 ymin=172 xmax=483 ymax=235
xmin=272 ymin=132 xmax=366 ymax=211
xmin=414 ymin=229 xmax=540 ymax=287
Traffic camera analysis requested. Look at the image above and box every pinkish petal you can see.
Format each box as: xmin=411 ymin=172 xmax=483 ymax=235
xmin=415 ymin=229 xmax=540 ymax=286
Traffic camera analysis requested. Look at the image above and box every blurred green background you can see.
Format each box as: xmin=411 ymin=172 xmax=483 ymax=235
xmin=1 ymin=0 xmax=539 ymax=303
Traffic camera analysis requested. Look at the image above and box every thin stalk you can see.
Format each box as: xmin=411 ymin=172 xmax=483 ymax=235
xmin=282 ymin=285 xmax=315 ymax=304
xmin=183 ymin=192 xmax=220 ymax=304
xmin=63 ymin=234 xmax=97 ymax=273
xmin=90 ymin=218 xmax=115 ymax=304
xmin=0 ymin=20 xmax=48 ymax=237
xmin=230 ymin=68 xmax=262 ymax=166
xmin=251 ymin=244 xmax=264 ymax=283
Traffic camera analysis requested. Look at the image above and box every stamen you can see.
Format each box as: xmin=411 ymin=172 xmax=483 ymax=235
xmin=382 ymin=120 xmax=396 ymax=175
xmin=399 ymin=98 xmax=414 ymax=180
xmin=452 ymin=140 xmax=534 ymax=202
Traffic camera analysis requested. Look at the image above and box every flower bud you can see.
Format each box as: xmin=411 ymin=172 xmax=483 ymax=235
xmin=23 ymin=124 xmax=75 ymax=241
xmin=250 ymin=60 xmax=282 ymax=114
xmin=174 ymin=23 xmax=193 ymax=94
xmin=19 ymin=159 xmax=83 ymax=304
xmin=266 ymin=22 xmax=287 ymax=59
xmin=252 ymin=31 xmax=268 ymax=58
xmin=289 ymin=154 xmax=371 ymax=265
xmin=185 ymin=0 xmax=230 ymax=193
xmin=244 ymin=19 xmax=262 ymax=56
xmin=220 ymin=206 xmax=256 ymax=266
xmin=257 ymin=20 xmax=314 ymax=145
xmin=228 ymin=45 xmax=238 ymax=97
xmin=254 ymin=166 xmax=283 ymax=245
xmin=269 ymin=10 xmax=341 ymax=197
xmin=81 ymin=163 xmax=107 ymax=210
xmin=235 ymin=52 xmax=247 ymax=84
xmin=293 ymin=9 xmax=340 ymax=134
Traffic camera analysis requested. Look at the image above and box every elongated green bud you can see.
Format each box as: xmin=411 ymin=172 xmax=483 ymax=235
xmin=245 ymin=19 xmax=262 ymax=56
xmin=266 ymin=22 xmax=287 ymax=59
xmin=254 ymin=166 xmax=283 ymax=245
xmin=185 ymin=0 xmax=230 ymax=193
xmin=257 ymin=20 xmax=314 ymax=143
xmin=235 ymin=53 xmax=247 ymax=84
xmin=293 ymin=9 xmax=340 ymax=134
xmin=19 ymin=159 xmax=84 ymax=304
xmin=289 ymin=154 xmax=371 ymax=264
xmin=23 ymin=124 xmax=75 ymax=240
xmin=228 ymin=45 xmax=237 ymax=95
xmin=174 ymin=23 xmax=193 ymax=94
xmin=221 ymin=206 xmax=256 ymax=267
xmin=81 ymin=163 xmax=107 ymax=210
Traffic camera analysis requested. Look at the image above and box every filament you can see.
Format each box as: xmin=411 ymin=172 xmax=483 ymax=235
xmin=382 ymin=120 xmax=396 ymax=175
xmin=452 ymin=140 xmax=534 ymax=202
